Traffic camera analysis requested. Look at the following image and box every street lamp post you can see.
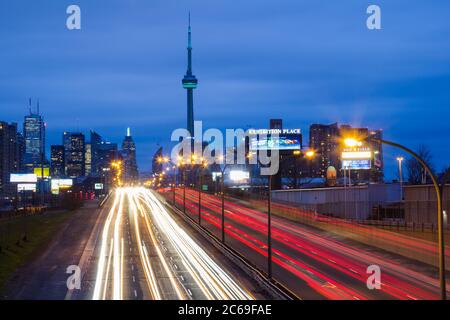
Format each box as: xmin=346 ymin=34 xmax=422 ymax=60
xmin=183 ymin=167 xmax=186 ymax=215
xmin=397 ymin=156 xmax=404 ymax=200
xmin=221 ymin=169 xmax=226 ymax=242
xmin=347 ymin=137 xmax=447 ymax=300
xmin=267 ymin=174 xmax=272 ymax=279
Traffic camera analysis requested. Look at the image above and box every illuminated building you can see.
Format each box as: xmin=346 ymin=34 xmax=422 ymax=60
xmin=50 ymin=145 xmax=65 ymax=177
xmin=121 ymin=127 xmax=138 ymax=183
xmin=63 ymin=132 xmax=85 ymax=178
xmin=23 ymin=103 xmax=45 ymax=172
xmin=0 ymin=121 xmax=23 ymax=205
xmin=309 ymin=123 xmax=340 ymax=178
xmin=85 ymin=143 xmax=92 ymax=176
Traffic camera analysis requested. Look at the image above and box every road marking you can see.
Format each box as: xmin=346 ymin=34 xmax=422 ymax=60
xmin=349 ymin=268 xmax=359 ymax=274
xmin=187 ymin=289 xmax=193 ymax=297
xmin=134 ymin=290 xmax=137 ymax=298
xmin=133 ymin=276 xmax=136 ymax=282
xmin=131 ymin=265 xmax=134 ymax=271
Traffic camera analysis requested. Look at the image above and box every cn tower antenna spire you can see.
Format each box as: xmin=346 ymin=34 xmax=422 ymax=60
xmin=182 ymin=12 xmax=198 ymax=138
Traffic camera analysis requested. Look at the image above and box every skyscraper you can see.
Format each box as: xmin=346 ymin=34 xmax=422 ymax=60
xmin=0 ymin=122 xmax=22 ymax=204
xmin=309 ymin=123 xmax=340 ymax=178
xmin=50 ymin=145 xmax=65 ymax=177
xmin=90 ymin=130 xmax=102 ymax=175
xmin=85 ymin=143 xmax=92 ymax=176
xmin=182 ymin=14 xmax=198 ymax=138
xmin=23 ymin=104 xmax=45 ymax=172
xmin=63 ymin=132 xmax=85 ymax=178
xmin=121 ymin=128 xmax=138 ymax=183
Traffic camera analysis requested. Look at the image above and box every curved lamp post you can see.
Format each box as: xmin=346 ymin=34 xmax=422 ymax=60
xmin=346 ymin=137 xmax=446 ymax=300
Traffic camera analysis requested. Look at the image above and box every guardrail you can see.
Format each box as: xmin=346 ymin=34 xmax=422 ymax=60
xmin=156 ymin=193 xmax=299 ymax=300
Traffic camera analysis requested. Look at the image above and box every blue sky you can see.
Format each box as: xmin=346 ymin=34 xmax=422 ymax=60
xmin=0 ymin=1 xmax=449 ymax=178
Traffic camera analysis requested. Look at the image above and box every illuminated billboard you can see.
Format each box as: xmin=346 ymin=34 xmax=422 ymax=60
xmin=10 ymin=174 xmax=37 ymax=183
xmin=342 ymin=159 xmax=371 ymax=170
xmin=229 ymin=170 xmax=250 ymax=182
xmin=34 ymin=167 xmax=50 ymax=178
xmin=250 ymin=135 xmax=301 ymax=151
xmin=95 ymin=183 xmax=104 ymax=190
xmin=342 ymin=148 xmax=372 ymax=170
xmin=51 ymin=179 xmax=73 ymax=194
xmin=17 ymin=184 xmax=37 ymax=192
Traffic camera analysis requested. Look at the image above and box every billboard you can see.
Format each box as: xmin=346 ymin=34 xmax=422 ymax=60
xmin=250 ymin=135 xmax=301 ymax=151
xmin=34 ymin=167 xmax=50 ymax=178
xmin=95 ymin=183 xmax=104 ymax=190
xmin=51 ymin=179 xmax=73 ymax=194
xmin=10 ymin=173 xmax=37 ymax=183
xmin=17 ymin=183 xmax=37 ymax=192
xmin=341 ymin=148 xmax=372 ymax=170
xmin=342 ymin=159 xmax=371 ymax=170
xmin=229 ymin=170 xmax=250 ymax=182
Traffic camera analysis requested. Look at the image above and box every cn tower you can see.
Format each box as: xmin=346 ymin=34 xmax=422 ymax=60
xmin=182 ymin=13 xmax=198 ymax=138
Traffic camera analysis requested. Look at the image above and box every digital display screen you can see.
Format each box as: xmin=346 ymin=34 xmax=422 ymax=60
xmin=250 ymin=135 xmax=301 ymax=151
xmin=342 ymin=159 xmax=371 ymax=170
xmin=10 ymin=174 xmax=38 ymax=183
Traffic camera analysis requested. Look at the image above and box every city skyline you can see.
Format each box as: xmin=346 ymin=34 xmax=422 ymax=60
xmin=1 ymin=1 xmax=449 ymax=177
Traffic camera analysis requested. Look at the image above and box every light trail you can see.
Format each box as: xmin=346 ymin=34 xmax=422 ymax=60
xmin=171 ymin=188 xmax=449 ymax=300
xmin=93 ymin=187 xmax=252 ymax=300
xmin=127 ymin=190 xmax=161 ymax=300
xmin=138 ymin=188 xmax=253 ymax=300
xmin=92 ymin=190 xmax=120 ymax=300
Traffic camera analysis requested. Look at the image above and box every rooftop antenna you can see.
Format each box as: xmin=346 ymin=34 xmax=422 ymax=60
xmin=127 ymin=127 xmax=131 ymax=137
xmin=28 ymin=98 xmax=32 ymax=114
xmin=37 ymin=99 xmax=40 ymax=115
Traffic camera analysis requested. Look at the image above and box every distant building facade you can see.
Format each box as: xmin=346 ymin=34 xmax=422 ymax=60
xmin=23 ymin=110 xmax=45 ymax=172
xmin=121 ymin=128 xmax=138 ymax=183
xmin=50 ymin=145 xmax=65 ymax=177
xmin=0 ymin=122 xmax=23 ymax=205
xmin=63 ymin=132 xmax=85 ymax=178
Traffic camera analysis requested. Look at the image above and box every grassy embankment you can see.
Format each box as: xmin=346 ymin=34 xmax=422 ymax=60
xmin=0 ymin=210 xmax=74 ymax=293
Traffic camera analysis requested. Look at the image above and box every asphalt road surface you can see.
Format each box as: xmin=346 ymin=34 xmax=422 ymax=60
xmin=173 ymin=188 xmax=450 ymax=300
xmin=5 ymin=188 xmax=269 ymax=300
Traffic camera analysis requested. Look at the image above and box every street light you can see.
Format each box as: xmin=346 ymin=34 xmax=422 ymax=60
xmin=217 ymin=155 xmax=230 ymax=243
xmin=198 ymin=159 xmax=208 ymax=226
xmin=344 ymin=136 xmax=446 ymax=300
xmin=397 ymin=156 xmax=404 ymax=200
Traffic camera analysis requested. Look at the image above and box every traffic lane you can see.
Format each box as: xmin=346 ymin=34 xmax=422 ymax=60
xmin=180 ymin=190 xmax=434 ymax=300
xmin=151 ymin=191 xmax=267 ymax=300
xmin=182 ymin=195 xmax=379 ymax=300
xmin=185 ymin=190 xmax=442 ymax=299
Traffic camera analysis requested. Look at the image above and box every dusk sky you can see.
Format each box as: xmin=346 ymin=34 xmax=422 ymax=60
xmin=1 ymin=1 xmax=449 ymax=178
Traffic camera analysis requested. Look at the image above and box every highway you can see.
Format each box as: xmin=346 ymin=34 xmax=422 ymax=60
xmin=170 ymin=188 xmax=450 ymax=300
xmin=91 ymin=187 xmax=254 ymax=300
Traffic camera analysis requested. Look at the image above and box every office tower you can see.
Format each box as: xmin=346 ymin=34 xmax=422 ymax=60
xmin=121 ymin=128 xmax=138 ymax=183
xmin=90 ymin=130 xmax=102 ymax=175
xmin=23 ymin=105 xmax=45 ymax=172
xmin=0 ymin=122 xmax=22 ymax=204
xmin=50 ymin=145 xmax=65 ymax=177
xmin=63 ymin=132 xmax=85 ymax=178
xmin=182 ymin=14 xmax=198 ymax=138
xmin=85 ymin=143 xmax=92 ymax=176
xmin=309 ymin=123 xmax=340 ymax=178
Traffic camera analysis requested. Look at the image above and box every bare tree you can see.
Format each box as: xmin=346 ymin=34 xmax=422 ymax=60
xmin=405 ymin=145 xmax=435 ymax=185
